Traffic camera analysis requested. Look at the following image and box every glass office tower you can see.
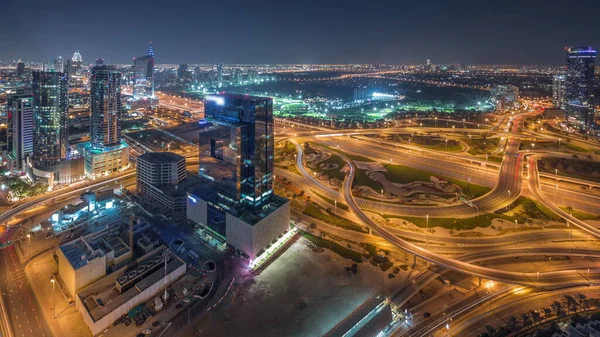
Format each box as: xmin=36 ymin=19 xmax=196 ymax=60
xmin=90 ymin=65 xmax=122 ymax=147
xmin=32 ymin=70 xmax=69 ymax=161
xmin=565 ymin=47 xmax=596 ymax=126
xmin=200 ymin=93 xmax=274 ymax=211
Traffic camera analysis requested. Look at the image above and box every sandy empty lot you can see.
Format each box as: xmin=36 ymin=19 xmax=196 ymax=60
xmin=184 ymin=239 xmax=408 ymax=337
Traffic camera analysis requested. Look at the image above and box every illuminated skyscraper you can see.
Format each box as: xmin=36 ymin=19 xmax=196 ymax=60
xmin=71 ymin=50 xmax=83 ymax=76
xmin=565 ymin=47 xmax=596 ymax=126
xmin=187 ymin=93 xmax=290 ymax=261
xmin=552 ymin=75 xmax=566 ymax=108
xmin=32 ymin=70 xmax=69 ymax=160
xmin=6 ymin=94 xmax=34 ymax=171
xmin=90 ymin=65 xmax=122 ymax=147
xmin=16 ymin=60 xmax=25 ymax=77
xmin=132 ymin=43 xmax=155 ymax=99
xmin=80 ymin=65 xmax=129 ymax=177
xmin=216 ymin=63 xmax=223 ymax=83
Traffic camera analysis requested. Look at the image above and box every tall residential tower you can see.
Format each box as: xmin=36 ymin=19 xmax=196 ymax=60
xmin=80 ymin=65 xmax=129 ymax=177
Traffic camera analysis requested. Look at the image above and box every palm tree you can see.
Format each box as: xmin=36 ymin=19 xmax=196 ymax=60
xmin=564 ymin=295 xmax=578 ymax=313
xmin=484 ymin=325 xmax=496 ymax=336
xmin=520 ymin=312 xmax=532 ymax=326
xmin=530 ymin=310 xmax=542 ymax=326
xmin=551 ymin=300 xmax=562 ymax=316
xmin=506 ymin=315 xmax=520 ymax=332
xmin=576 ymin=293 xmax=587 ymax=311
xmin=543 ymin=307 xmax=552 ymax=318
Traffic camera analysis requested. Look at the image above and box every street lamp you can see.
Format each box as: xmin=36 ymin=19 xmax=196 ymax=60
xmin=445 ymin=139 xmax=448 ymax=156
xmin=334 ymin=200 xmax=337 ymax=223
xmin=558 ymin=138 xmax=561 ymax=153
xmin=27 ymin=234 xmax=31 ymax=255
xmin=514 ymin=220 xmax=518 ymax=228
xmin=485 ymin=155 xmax=488 ymax=177
xmin=381 ymin=189 xmax=384 ymax=200
xmin=51 ymin=278 xmax=55 ymax=319
xmin=434 ymin=117 xmax=437 ymax=128
xmin=426 ymin=214 xmax=429 ymax=243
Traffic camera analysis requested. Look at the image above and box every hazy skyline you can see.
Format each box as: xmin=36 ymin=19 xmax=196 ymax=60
xmin=2 ymin=0 xmax=600 ymax=65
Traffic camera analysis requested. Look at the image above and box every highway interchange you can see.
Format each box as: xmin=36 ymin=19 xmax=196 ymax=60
xmin=1 ymin=93 xmax=599 ymax=337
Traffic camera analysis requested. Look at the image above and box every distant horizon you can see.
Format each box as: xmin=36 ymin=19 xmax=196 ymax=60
xmin=1 ymin=0 xmax=599 ymax=65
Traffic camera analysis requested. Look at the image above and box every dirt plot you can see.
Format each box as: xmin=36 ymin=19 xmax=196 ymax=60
xmin=185 ymin=240 xmax=407 ymax=337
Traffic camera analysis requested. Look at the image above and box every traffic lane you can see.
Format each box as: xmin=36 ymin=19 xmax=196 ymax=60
xmin=0 ymin=247 xmax=52 ymax=337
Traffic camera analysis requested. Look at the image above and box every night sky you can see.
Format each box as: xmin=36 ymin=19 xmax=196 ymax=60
xmin=2 ymin=0 xmax=600 ymax=65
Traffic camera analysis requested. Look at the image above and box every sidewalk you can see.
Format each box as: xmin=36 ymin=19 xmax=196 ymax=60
xmin=25 ymin=251 xmax=91 ymax=337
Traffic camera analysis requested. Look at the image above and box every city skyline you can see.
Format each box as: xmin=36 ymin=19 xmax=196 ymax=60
xmin=2 ymin=0 xmax=600 ymax=65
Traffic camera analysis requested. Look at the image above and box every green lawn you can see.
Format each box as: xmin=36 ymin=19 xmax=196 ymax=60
xmin=560 ymin=207 xmax=600 ymax=220
xmin=315 ymin=154 xmax=347 ymax=180
xmin=521 ymin=140 xmax=588 ymax=153
xmin=353 ymin=169 xmax=383 ymax=192
xmin=302 ymin=202 xmax=366 ymax=233
xmin=466 ymin=136 xmax=500 ymax=156
xmin=406 ymin=135 xmax=463 ymax=152
xmin=382 ymin=197 xmax=560 ymax=230
xmin=383 ymin=164 xmax=491 ymax=198
xmin=539 ymin=158 xmax=600 ymax=183
xmin=301 ymin=232 xmax=363 ymax=263
xmin=312 ymin=190 xmax=349 ymax=211
xmin=383 ymin=164 xmax=433 ymax=184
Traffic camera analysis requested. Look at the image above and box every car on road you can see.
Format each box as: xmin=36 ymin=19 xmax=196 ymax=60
xmin=423 ymin=312 xmax=431 ymax=318
xmin=176 ymin=304 xmax=183 ymax=309
xmin=143 ymin=328 xmax=152 ymax=335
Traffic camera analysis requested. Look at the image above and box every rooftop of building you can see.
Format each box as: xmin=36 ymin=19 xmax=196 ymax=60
xmin=60 ymin=226 xmax=131 ymax=270
xmin=138 ymin=151 xmax=185 ymax=165
xmin=323 ymin=297 xmax=386 ymax=337
xmin=59 ymin=237 xmax=99 ymax=270
xmin=207 ymin=92 xmax=272 ymax=101
xmin=190 ymin=185 xmax=288 ymax=226
xmin=78 ymin=140 xmax=129 ymax=154
xmin=77 ymin=246 xmax=185 ymax=323
xmin=146 ymin=173 xmax=201 ymax=197
xmin=91 ymin=64 xmax=119 ymax=71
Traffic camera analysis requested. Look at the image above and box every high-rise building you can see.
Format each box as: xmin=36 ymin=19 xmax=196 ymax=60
xmin=16 ymin=60 xmax=25 ymax=77
xmin=177 ymin=64 xmax=190 ymax=80
xmin=187 ymin=93 xmax=290 ymax=261
xmin=564 ymin=47 xmax=596 ymax=126
xmin=71 ymin=50 xmax=83 ymax=76
xmin=80 ymin=65 xmax=129 ymax=178
xmin=200 ymin=93 xmax=275 ymax=210
xmin=95 ymin=58 xmax=104 ymax=66
xmin=132 ymin=44 xmax=155 ymax=99
xmin=6 ymin=94 xmax=34 ymax=171
xmin=30 ymin=70 xmax=84 ymax=186
xmin=53 ymin=56 xmax=64 ymax=72
xmin=32 ymin=70 xmax=69 ymax=161
xmin=552 ymin=75 xmax=567 ymax=108
xmin=216 ymin=63 xmax=223 ymax=83
xmin=137 ymin=152 xmax=188 ymax=213
xmin=90 ymin=65 xmax=122 ymax=147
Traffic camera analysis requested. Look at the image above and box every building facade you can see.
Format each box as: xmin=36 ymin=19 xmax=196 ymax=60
xmin=564 ymin=47 xmax=597 ymax=126
xmin=81 ymin=65 xmax=130 ymax=178
xmin=187 ymin=93 xmax=289 ymax=260
xmin=136 ymin=152 xmax=188 ymax=213
xmin=6 ymin=94 xmax=34 ymax=171
xmin=132 ymin=44 xmax=155 ymax=99
xmin=552 ymin=74 xmax=567 ymax=109
xmin=32 ymin=70 xmax=69 ymax=161
xmin=90 ymin=65 xmax=122 ymax=147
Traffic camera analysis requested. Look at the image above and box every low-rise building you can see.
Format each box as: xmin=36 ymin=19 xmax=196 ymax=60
xmin=57 ymin=226 xmax=131 ymax=297
xmin=76 ymin=246 xmax=185 ymax=335
xmin=137 ymin=152 xmax=198 ymax=215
